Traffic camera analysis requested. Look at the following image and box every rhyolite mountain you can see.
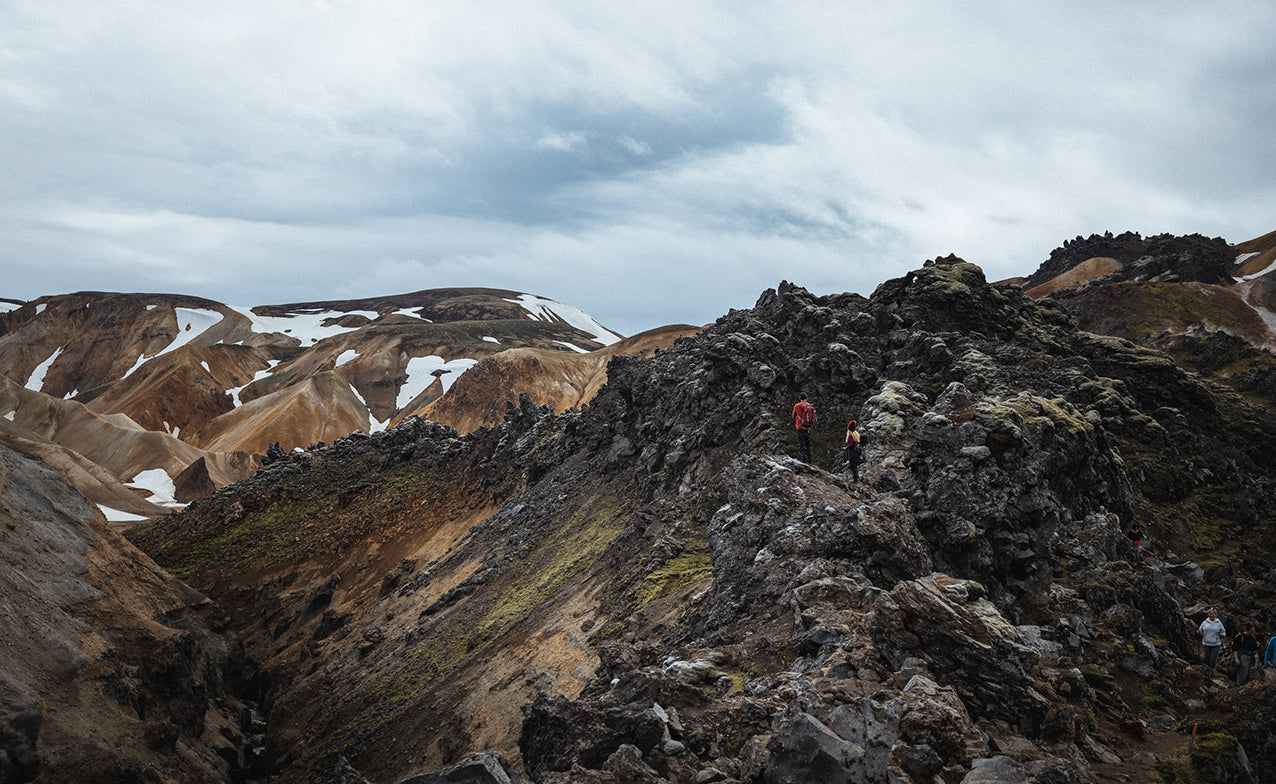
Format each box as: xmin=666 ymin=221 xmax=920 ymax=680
xmin=0 ymin=288 xmax=695 ymax=518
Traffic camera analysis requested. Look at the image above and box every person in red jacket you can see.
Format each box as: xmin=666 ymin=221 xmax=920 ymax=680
xmin=792 ymin=393 xmax=815 ymax=464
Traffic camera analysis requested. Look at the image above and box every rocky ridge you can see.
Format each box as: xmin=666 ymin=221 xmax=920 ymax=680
xmin=125 ymin=258 xmax=1276 ymax=783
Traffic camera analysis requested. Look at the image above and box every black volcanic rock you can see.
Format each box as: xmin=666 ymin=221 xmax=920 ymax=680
xmin=129 ymin=258 xmax=1276 ymax=784
xmin=1025 ymin=231 xmax=1236 ymax=289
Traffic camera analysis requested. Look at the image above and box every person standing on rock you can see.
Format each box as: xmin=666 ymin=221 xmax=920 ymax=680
xmin=843 ymin=419 xmax=863 ymax=481
xmin=792 ymin=393 xmax=816 ymax=464
xmin=1231 ymin=622 xmax=1260 ymax=685
xmin=1126 ymin=520 xmax=1145 ymax=552
xmin=1264 ymin=631 xmax=1276 ymax=670
xmin=1198 ymin=608 xmax=1226 ymax=674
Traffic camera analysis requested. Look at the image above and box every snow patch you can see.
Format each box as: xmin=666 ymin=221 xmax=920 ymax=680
xmin=1250 ymin=302 xmax=1276 ymax=340
xmin=391 ymin=308 xmax=430 ymax=321
xmin=398 ymin=356 xmax=478 ymax=410
xmin=27 ymin=347 xmax=62 ymax=392
xmin=4 ymin=411 xmax=14 ymax=421
xmin=504 ymin=294 xmax=622 ymax=346
xmin=335 ymin=349 xmax=359 ymax=367
xmin=0 ymin=301 xmax=19 ymax=313
xmin=123 ymin=308 xmax=226 ymax=376
xmin=122 ymin=351 xmax=150 ymax=379
xmin=229 ymin=361 xmax=280 ymax=406
xmin=171 ymin=308 xmax=223 ymax=351
xmin=230 ymin=306 xmax=379 ymax=345
xmin=347 ymin=382 xmax=389 ymax=433
xmin=127 ymin=468 xmax=182 ymax=507
xmin=1235 ymin=255 xmax=1276 ymax=282
xmin=482 ymin=336 xmax=500 ymax=344
xmin=35 ymin=303 xmax=46 ymax=315
xmin=555 ymin=341 xmax=589 ymax=354
xmin=98 ymin=505 xmax=150 ymax=522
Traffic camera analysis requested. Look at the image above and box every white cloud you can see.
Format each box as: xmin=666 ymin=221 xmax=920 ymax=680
xmin=2 ymin=2 xmax=1275 ymax=335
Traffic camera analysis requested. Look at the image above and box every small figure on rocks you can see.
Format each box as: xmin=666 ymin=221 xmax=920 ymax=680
xmin=1098 ymin=506 xmax=1119 ymax=528
xmin=1264 ymin=631 xmax=1276 ymax=669
xmin=843 ymin=419 xmax=864 ymax=481
xmin=1126 ymin=519 xmax=1145 ymax=552
xmin=1198 ymin=607 xmax=1226 ymax=674
xmin=1232 ymin=622 xmax=1260 ymax=685
xmin=792 ymin=393 xmax=816 ymax=464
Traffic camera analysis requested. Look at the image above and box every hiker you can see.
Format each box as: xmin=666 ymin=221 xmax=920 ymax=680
xmin=1097 ymin=506 xmax=1118 ymax=528
xmin=1198 ymin=608 xmax=1226 ymax=673
xmin=792 ymin=393 xmax=816 ymax=464
xmin=843 ymin=420 xmax=864 ymax=481
xmin=1232 ymin=623 xmax=1260 ymax=685
xmin=1264 ymin=631 xmax=1276 ymax=669
xmin=1126 ymin=520 xmax=1144 ymax=551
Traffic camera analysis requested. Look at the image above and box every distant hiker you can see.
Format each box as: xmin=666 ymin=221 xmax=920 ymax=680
xmin=843 ymin=419 xmax=864 ymax=481
xmin=792 ymin=393 xmax=816 ymax=464
xmin=1198 ymin=608 xmax=1226 ymax=673
xmin=1126 ymin=520 xmax=1144 ymax=551
xmin=1232 ymin=623 xmax=1260 ymax=685
xmin=1264 ymin=632 xmax=1276 ymax=669
xmin=1097 ymin=506 xmax=1117 ymax=527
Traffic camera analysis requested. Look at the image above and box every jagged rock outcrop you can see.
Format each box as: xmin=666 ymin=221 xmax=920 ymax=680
xmin=1021 ymin=232 xmax=1276 ymax=405
xmin=129 ymin=258 xmax=1276 ymax=784
xmin=1024 ymin=232 xmax=1237 ymax=290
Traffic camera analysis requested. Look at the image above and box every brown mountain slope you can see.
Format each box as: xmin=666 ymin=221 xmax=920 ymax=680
xmin=1024 ymin=256 xmax=1121 ymax=297
xmin=0 ymin=375 xmax=256 ymax=493
xmin=416 ymin=324 xmax=704 ymax=433
xmin=0 ymin=441 xmax=252 ymax=782
xmin=0 ymin=293 xmax=261 ymax=399
xmin=0 ymin=288 xmax=631 ymax=505
xmin=189 ymin=372 xmax=372 ymax=454
xmin=0 ymin=428 xmax=167 ymax=519
xmin=1027 ymin=230 xmax=1276 ymax=358
xmin=86 ymin=343 xmax=275 ymax=438
xmin=1234 ymin=228 xmax=1276 ymax=274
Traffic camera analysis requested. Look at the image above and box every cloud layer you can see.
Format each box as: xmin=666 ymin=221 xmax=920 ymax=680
xmin=3 ymin=1 xmax=1274 ymax=334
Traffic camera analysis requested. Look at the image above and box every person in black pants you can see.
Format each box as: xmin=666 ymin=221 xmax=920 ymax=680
xmin=792 ymin=393 xmax=815 ymax=464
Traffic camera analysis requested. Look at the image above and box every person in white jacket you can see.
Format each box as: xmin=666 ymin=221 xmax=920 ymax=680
xmin=1198 ymin=607 xmax=1226 ymax=673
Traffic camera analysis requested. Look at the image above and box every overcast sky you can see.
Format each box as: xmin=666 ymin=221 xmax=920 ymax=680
xmin=3 ymin=2 xmax=1274 ymax=335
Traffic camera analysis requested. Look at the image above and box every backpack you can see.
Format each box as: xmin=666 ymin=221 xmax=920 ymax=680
xmin=796 ymin=402 xmax=815 ymax=428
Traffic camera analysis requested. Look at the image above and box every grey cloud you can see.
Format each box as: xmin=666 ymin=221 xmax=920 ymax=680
xmin=3 ymin=2 xmax=1276 ymax=336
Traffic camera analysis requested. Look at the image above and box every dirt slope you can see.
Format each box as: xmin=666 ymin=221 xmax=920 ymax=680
xmin=0 ymin=441 xmax=253 ymax=782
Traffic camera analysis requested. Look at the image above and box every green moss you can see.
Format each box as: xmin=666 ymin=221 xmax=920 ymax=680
xmin=1160 ymin=731 xmax=1244 ymax=784
xmin=628 ymin=530 xmax=712 ymax=612
xmin=1189 ymin=731 xmax=1239 ymax=763
xmin=333 ymin=491 xmax=634 ymax=751
xmin=1180 ymin=496 xmax=1227 ymax=551
xmin=722 ymin=671 xmax=749 ymax=695
xmin=141 ymin=496 xmax=325 ymax=578
xmin=1140 ymin=684 xmax=1169 ymax=713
